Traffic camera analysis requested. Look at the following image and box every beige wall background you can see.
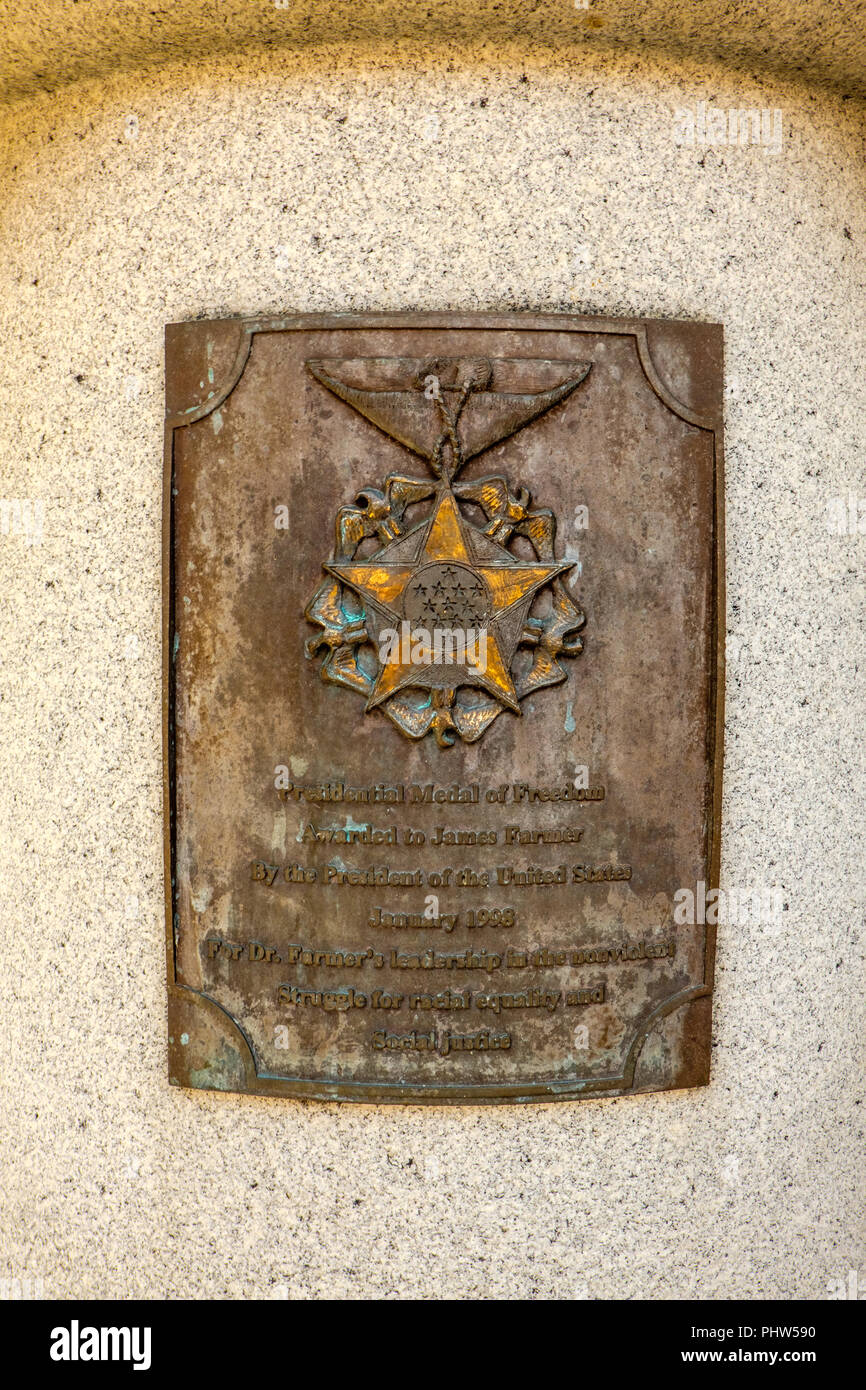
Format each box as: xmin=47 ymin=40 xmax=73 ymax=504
xmin=0 ymin=4 xmax=864 ymax=1299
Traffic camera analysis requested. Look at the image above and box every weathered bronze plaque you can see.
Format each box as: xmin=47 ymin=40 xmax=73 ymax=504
xmin=163 ymin=312 xmax=723 ymax=1103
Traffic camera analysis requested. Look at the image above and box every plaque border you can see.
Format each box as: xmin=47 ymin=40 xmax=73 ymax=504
xmin=162 ymin=311 xmax=724 ymax=1105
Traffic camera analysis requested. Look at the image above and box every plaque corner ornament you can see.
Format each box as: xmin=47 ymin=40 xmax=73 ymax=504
xmin=302 ymin=354 xmax=592 ymax=746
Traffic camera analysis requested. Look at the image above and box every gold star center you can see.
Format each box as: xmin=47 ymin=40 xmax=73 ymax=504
xmin=326 ymin=487 xmax=571 ymax=713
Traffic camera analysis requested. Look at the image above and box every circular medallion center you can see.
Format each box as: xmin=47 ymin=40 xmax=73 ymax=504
xmin=402 ymin=563 xmax=490 ymax=627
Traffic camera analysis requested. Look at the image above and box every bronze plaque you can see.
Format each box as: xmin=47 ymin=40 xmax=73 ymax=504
xmin=163 ymin=312 xmax=724 ymax=1104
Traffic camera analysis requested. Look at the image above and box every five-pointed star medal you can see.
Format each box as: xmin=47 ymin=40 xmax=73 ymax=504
xmin=326 ymin=487 xmax=573 ymax=714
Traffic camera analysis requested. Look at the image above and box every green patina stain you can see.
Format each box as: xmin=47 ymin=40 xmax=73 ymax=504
xmin=188 ymin=1040 xmax=244 ymax=1093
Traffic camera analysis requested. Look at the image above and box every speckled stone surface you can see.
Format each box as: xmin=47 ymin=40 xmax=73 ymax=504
xmin=0 ymin=32 xmax=864 ymax=1299
xmin=2 ymin=1 xmax=865 ymax=101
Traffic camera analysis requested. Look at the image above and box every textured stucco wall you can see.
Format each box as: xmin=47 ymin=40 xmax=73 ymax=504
xmin=0 ymin=33 xmax=864 ymax=1299
xmin=3 ymin=0 xmax=866 ymax=100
